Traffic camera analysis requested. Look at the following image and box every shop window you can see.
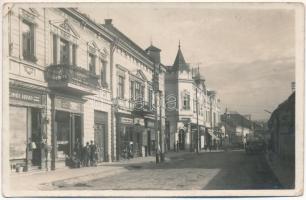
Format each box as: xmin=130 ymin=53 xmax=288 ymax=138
xmin=22 ymin=20 xmax=36 ymax=62
xmin=88 ymin=53 xmax=96 ymax=74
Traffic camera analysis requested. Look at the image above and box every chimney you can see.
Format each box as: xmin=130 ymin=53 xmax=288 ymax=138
xmin=291 ymin=81 xmax=295 ymax=92
xmin=145 ymin=45 xmax=161 ymax=64
xmin=105 ymin=19 xmax=112 ymax=25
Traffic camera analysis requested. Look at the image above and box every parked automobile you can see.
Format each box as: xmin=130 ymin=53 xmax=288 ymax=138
xmin=245 ymin=135 xmax=266 ymax=154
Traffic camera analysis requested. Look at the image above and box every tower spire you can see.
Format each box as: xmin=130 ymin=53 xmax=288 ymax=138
xmin=178 ymin=40 xmax=181 ymax=49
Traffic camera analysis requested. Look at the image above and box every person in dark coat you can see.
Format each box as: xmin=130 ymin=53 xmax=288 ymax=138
xmin=90 ymin=140 xmax=97 ymax=166
xmin=83 ymin=142 xmax=90 ymax=167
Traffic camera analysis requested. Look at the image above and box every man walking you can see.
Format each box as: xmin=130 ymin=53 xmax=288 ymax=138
xmin=90 ymin=140 xmax=97 ymax=166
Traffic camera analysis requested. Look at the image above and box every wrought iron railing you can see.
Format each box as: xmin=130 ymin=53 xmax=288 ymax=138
xmin=130 ymin=100 xmax=155 ymax=113
xmin=45 ymin=64 xmax=100 ymax=89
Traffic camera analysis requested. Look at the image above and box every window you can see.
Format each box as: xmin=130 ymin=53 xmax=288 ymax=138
xmin=72 ymin=44 xmax=77 ymax=66
xmin=118 ymin=75 xmax=124 ymax=98
xmin=135 ymin=82 xmax=141 ymax=99
xmin=101 ymin=60 xmax=107 ymax=84
xmin=148 ymin=88 xmax=153 ymax=109
xmin=88 ymin=53 xmax=96 ymax=74
xmin=130 ymin=81 xmax=144 ymax=100
xmin=193 ymin=99 xmax=197 ymax=113
xmin=60 ymin=38 xmax=70 ymax=65
xmin=22 ymin=20 xmax=36 ymax=62
xmin=53 ymin=35 xmax=57 ymax=64
xmin=130 ymin=81 xmax=134 ymax=100
xmin=183 ymin=93 xmax=190 ymax=110
xmin=53 ymin=35 xmax=76 ymax=65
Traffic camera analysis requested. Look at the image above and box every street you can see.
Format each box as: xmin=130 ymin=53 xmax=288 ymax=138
xmin=48 ymin=150 xmax=282 ymax=190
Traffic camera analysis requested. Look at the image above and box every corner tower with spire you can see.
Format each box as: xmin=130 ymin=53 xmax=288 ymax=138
xmin=171 ymin=41 xmax=190 ymax=72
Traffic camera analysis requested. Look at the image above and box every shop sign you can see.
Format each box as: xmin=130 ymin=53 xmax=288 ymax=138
xmin=121 ymin=117 xmax=133 ymax=125
xmin=55 ymin=97 xmax=83 ymax=113
xmin=134 ymin=118 xmax=145 ymax=126
xmin=10 ymin=88 xmax=43 ymax=105
xmin=146 ymin=120 xmax=155 ymax=128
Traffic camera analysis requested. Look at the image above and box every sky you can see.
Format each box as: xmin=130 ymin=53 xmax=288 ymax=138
xmin=80 ymin=3 xmax=295 ymax=120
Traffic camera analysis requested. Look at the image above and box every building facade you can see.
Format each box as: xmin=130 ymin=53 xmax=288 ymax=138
xmin=165 ymin=44 xmax=221 ymax=151
xmin=6 ymin=7 xmax=115 ymax=171
xmin=101 ymin=19 xmax=166 ymax=160
xmin=221 ymin=111 xmax=255 ymax=148
xmin=5 ymin=6 xmax=167 ymax=172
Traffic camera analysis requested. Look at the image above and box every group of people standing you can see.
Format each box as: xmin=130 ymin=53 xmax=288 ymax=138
xmin=69 ymin=140 xmax=98 ymax=168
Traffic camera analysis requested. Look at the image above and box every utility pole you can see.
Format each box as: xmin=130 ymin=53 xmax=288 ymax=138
xmin=159 ymin=90 xmax=165 ymax=162
xmin=196 ymin=86 xmax=200 ymax=154
xmin=154 ymin=63 xmax=160 ymax=164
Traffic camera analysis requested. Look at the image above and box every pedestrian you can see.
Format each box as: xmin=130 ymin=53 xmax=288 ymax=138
xmin=90 ymin=140 xmax=97 ymax=166
xmin=174 ymin=142 xmax=176 ymax=152
xmin=83 ymin=142 xmax=90 ymax=167
xmin=176 ymin=140 xmax=179 ymax=152
xmin=74 ymin=138 xmax=82 ymax=162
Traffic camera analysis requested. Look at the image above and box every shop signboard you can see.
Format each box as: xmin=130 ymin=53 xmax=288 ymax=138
xmin=55 ymin=97 xmax=83 ymax=113
xmin=134 ymin=117 xmax=145 ymax=126
xmin=10 ymin=88 xmax=44 ymax=105
xmin=146 ymin=120 xmax=155 ymax=128
xmin=121 ymin=117 xmax=133 ymax=125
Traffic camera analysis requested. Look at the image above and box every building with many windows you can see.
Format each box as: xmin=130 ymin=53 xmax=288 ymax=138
xmin=4 ymin=6 xmax=167 ymax=172
xmin=101 ymin=19 xmax=167 ymax=160
xmin=165 ymin=44 xmax=221 ymax=151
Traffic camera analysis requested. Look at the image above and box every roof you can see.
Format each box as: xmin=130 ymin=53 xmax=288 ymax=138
xmin=268 ymin=92 xmax=295 ymax=128
xmin=101 ymin=22 xmax=154 ymax=65
xmin=145 ymin=45 xmax=161 ymax=52
xmin=221 ymin=113 xmax=254 ymax=129
xmin=171 ymin=45 xmax=190 ymax=72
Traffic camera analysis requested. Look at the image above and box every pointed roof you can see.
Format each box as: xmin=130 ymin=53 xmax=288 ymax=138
xmin=172 ymin=42 xmax=190 ymax=72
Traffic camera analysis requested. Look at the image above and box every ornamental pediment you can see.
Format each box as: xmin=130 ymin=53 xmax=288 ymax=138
xmin=50 ymin=19 xmax=80 ymax=39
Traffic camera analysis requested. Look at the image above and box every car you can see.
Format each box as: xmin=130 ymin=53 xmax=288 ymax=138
xmin=245 ymin=135 xmax=266 ymax=154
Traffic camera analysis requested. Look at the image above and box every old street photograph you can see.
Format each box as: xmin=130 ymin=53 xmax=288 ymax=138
xmin=2 ymin=2 xmax=304 ymax=197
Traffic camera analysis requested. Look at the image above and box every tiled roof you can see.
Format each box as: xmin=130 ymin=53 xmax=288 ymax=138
xmin=101 ymin=22 xmax=153 ymax=64
xmin=172 ymin=46 xmax=190 ymax=72
xmin=221 ymin=113 xmax=253 ymax=129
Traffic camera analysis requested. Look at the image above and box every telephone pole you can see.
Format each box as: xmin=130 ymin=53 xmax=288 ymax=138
xmin=154 ymin=63 xmax=160 ymax=164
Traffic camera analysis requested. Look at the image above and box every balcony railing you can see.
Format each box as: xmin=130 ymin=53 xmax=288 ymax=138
xmin=45 ymin=64 xmax=100 ymax=95
xmin=131 ymin=100 xmax=155 ymax=114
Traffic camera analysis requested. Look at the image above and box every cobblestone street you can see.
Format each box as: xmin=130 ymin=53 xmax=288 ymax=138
xmin=44 ymin=150 xmax=282 ymax=190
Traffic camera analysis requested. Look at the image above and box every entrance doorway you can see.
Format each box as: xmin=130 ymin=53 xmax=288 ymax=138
xmin=55 ymin=111 xmax=83 ymax=163
xmin=31 ymin=108 xmax=42 ymax=167
xmin=178 ymin=129 xmax=185 ymax=150
xmin=94 ymin=123 xmax=106 ymax=162
xmin=94 ymin=111 xmax=108 ymax=162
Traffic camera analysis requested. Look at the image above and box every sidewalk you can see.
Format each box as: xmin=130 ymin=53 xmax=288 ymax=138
xmin=9 ymin=152 xmax=196 ymax=191
xmin=9 ymin=155 xmax=157 ymax=191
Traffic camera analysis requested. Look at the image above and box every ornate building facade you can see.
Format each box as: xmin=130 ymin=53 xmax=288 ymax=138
xmin=165 ymin=44 xmax=221 ymax=151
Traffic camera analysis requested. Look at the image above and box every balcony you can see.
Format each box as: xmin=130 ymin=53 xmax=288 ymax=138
xmin=131 ymin=100 xmax=155 ymax=115
xmin=45 ymin=64 xmax=100 ymax=95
